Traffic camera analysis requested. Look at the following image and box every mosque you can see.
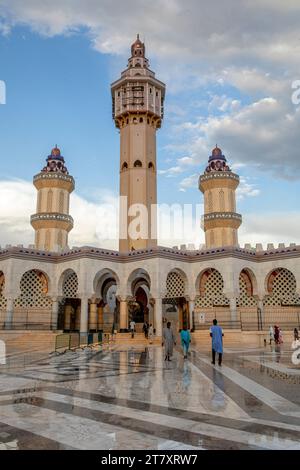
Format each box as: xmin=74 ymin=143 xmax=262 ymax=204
xmin=0 ymin=36 xmax=300 ymax=341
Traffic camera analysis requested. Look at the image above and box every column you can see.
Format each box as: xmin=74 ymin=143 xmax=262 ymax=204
xmin=97 ymin=305 xmax=104 ymax=332
xmin=119 ymin=300 xmax=128 ymax=333
xmin=5 ymin=297 xmax=14 ymax=330
xmin=178 ymin=304 xmax=183 ymax=330
xmin=229 ymin=297 xmax=238 ymax=325
xmin=188 ymin=300 xmax=195 ymax=331
xmin=154 ymin=297 xmax=163 ymax=337
xmin=89 ymin=301 xmax=97 ymax=332
xmin=257 ymin=298 xmax=264 ymax=330
xmin=64 ymin=305 xmax=72 ymax=330
xmin=51 ymin=298 xmax=59 ymax=330
xmin=75 ymin=305 xmax=81 ymax=331
xmin=80 ymin=296 xmax=89 ymax=334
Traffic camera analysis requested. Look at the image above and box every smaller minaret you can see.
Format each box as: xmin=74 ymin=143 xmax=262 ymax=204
xmin=31 ymin=146 xmax=75 ymax=252
xmin=199 ymin=145 xmax=242 ymax=248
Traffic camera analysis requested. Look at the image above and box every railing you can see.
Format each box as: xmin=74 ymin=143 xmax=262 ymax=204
xmin=195 ymin=320 xmax=241 ymax=330
xmin=194 ymin=307 xmax=300 ymax=331
xmin=55 ymin=332 xmax=113 ymax=353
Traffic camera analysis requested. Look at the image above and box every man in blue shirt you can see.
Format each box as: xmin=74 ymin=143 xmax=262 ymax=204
xmin=210 ymin=319 xmax=224 ymax=366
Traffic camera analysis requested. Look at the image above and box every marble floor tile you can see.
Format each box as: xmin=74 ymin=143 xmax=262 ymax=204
xmin=0 ymin=343 xmax=300 ymax=449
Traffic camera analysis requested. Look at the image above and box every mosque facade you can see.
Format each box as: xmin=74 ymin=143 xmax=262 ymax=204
xmin=0 ymin=37 xmax=300 ymax=339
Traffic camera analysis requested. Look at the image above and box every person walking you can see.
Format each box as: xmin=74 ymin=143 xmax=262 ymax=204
xmin=274 ymin=325 xmax=280 ymax=344
xmin=180 ymin=325 xmax=191 ymax=359
xmin=210 ymin=319 xmax=224 ymax=366
xmin=129 ymin=319 xmax=136 ymax=339
xmin=148 ymin=323 xmax=154 ymax=344
xmin=269 ymin=325 xmax=275 ymax=345
xmin=279 ymin=328 xmax=283 ymax=344
xmin=142 ymin=321 xmax=149 ymax=339
xmin=162 ymin=321 xmax=176 ymax=361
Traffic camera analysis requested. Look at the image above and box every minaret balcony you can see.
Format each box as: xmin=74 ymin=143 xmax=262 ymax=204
xmin=202 ymin=212 xmax=242 ymax=230
xmin=199 ymin=171 xmax=239 ymax=191
xmin=33 ymin=172 xmax=75 ymax=192
xmin=30 ymin=213 xmax=74 ymax=231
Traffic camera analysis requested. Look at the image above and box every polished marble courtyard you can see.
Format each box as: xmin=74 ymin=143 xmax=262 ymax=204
xmin=0 ymin=342 xmax=300 ymax=450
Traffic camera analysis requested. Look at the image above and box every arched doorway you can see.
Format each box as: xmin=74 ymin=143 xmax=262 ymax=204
xmin=14 ymin=269 xmax=52 ymax=329
xmin=194 ymin=268 xmax=229 ymax=328
xmin=163 ymin=270 xmax=189 ymax=332
xmin=237 ymin=268 xmax=258 ymax=329
xmin=93 ymin=270 xmax=119 ymax=333
xmin=57 ymin=270 xmax=80 ymax=332
xmin=127 ymin=269 xmax=151 ymax=331
xmin=263 ymin=268 xmax=300 ymax=329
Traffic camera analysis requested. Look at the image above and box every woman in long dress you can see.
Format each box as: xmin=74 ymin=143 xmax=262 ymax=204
xmin=162 ymin=321 xmax=176 ymax=361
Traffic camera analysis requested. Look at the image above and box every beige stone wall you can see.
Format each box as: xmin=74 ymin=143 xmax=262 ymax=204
xmin=37 ymin=187 xmax=69 ymax=214
xmin=205 ymin=227 xmax=238 ymax=248
xmin=35 ymin=228 xmax=68 ymax=252
xmin=201 ymin=174 xmax=240 ymax=248
xmin=204 ymin=187 xmax=236 ymax=213
xmin=32 ymin=175 xmax=73 ymax=252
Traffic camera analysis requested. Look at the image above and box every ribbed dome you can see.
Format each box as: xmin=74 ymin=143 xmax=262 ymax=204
xmin=131 ymin=34 xmax=145 ymax=57
xmin=212 ymin=145 xmax=222 ymax=157
xmin=51 ymin=145 xmax=61 ymax=157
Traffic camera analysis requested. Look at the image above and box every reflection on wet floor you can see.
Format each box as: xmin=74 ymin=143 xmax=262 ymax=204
xmin=0 ymin=343 xmax=300 ymax=450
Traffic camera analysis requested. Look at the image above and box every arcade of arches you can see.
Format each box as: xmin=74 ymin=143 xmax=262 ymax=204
xmin=1 ymin=264 xmax=300 ymax=334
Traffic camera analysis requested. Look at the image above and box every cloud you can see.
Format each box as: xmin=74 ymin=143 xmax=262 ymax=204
xmin=237 ymin=177 xmax=260 ymax=200
xmin=179 ymin=174 xmax=199 ymax=192
xmin=1 ymin=1 xmax=299 ymax=180
xmin=164 ymin=94 xmax=300 ymax=180
xmin=0 ymin=179 xmax=296 ymax=251
xmin=240 ymin=212 xmax=300 ymax=248
xmin=0 ymin=179 xmax=119 ymax=250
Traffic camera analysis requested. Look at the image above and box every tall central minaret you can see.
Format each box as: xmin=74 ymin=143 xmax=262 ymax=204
xmin=111 ymin=35 xmax=166 ymax=252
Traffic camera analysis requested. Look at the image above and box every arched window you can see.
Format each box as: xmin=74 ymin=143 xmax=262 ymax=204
xmin=134 ymin=160 xmax=142 ymax=168
xmin=37 ymin=192 xmax=42 ymax=212
xmin=47 ymin=190 xmax=53 ymax=212
xmin=122 ymin=162 xmax=128 ymax=170
xmin=139 ymin=117 xmax=143 ymax=123
xmin=59 ymin=191 xmax=64 ymax=213
xmin=148 ymin=162 xmax=155 ymax=170
xmin=219 ymin=190 xmax=225 ymax=211
xmin=222 ymin=228 xmax=227 ymax=246
xmin=231 ymin=191 xmax=235 ymax=211
xmin=35 ymin=231 xmax=40 ymax=248
xmin=57 ymin=230 xmax=63 ymax=247
xmin=45 ymin=230 xmax=51 ymax=251
xmin=208 ymin=191 xmax=213 ymax=212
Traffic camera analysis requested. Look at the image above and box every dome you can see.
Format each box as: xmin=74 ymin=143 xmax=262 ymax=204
xmin=131 ymin=34 xmax=145 ymax=57
xmin=205 ymin=144 xmax=231 ymax=173
xmin=208 ymin=145 xmax=226 ymax=162
xmin=212 ymin=145 xmax=222 ymax=157
xmin=51 ymin=145 xmax=61 ymax=157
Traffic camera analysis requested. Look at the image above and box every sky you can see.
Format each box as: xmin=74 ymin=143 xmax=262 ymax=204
xmin=0 ymin=0 xmax=299 ymax=250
